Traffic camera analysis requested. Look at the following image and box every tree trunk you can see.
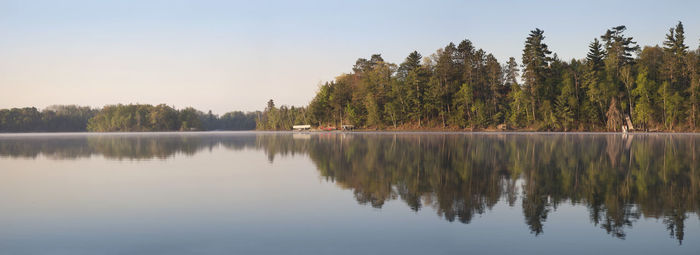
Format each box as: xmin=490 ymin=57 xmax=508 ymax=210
xmin=626 ymin=86 xmax=634 ymax=121
xmin=693 ymin=104 xmax=697 ymax=130
xmin=531 ymin=100 xmax=536 ymax=123
xmin=466 ymin=102 xmax=472 ymax=124
xmin=441 ymin=107 xmax=446 ymax=128
xmin=663 ymin=86 xmax=667 ymax=129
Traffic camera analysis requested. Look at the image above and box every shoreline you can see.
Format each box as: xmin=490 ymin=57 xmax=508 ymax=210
xmin=0 ymin=130 xmax=698 ymax=136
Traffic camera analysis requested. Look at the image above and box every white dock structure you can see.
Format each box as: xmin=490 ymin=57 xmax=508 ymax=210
xmin=292 ymin=125 xmax=311 ymax=131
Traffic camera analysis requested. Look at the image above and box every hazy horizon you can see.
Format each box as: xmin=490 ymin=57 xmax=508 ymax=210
xmin=2 ymin=0 xmax=699 ymax=114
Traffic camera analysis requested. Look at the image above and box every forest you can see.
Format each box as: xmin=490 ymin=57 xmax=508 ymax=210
xmin=0 ymin=104 xmax=257 ymax=132
xmin=259 ymin=22 xmax=700 ymax=131
xmin=0 ymin=105 xmax=97 ymax=132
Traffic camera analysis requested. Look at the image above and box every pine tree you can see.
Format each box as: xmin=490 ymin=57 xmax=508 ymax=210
xmin=522 ymin=28 xmax=552 ymax=123
xmin=662 ymin=22 xmax=689 ymax=86
xmin=398 ymin=51 xmax=427 ymax=126
xmin=600 ymin=26 xmax=639 ymax=128
xmin=583 ymin=38 xmax=606 ymax=125
xmin=457 ymin=40 xmax=476 ymax=88
xmin=601 ymin=25 xmax=640 ymax=69
xmin=504 ymin=57 xmax=519 ymax=87
xmin=432 ymin=44 xmax=460 ymax=126
xmin=587 ymin=39 xmax=605 ymax=72
xmin=486 ymin=54 xmax=505 ymax=124
xmin=662 ymin=22 xmax=690 ymax=127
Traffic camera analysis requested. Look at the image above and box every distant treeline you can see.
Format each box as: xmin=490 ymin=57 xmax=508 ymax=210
xmin=259 ymin=22 xmax=700 ymax=131
xmin=0 ymin=104 xmax=258 ymax=132
xmin=0 ymin=105 xmax=97 ymax=132
xmin=86 ymin=104 xmax=257 ymax=132
xmin=255 ymin=99 xmax=308 ymax=130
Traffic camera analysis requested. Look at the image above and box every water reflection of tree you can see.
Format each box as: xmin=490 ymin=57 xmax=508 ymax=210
xmin=303 ymin=134 xmax=698 ymax=243
xmin=0 ymin=134 xmax=258 ymax=160
xmin=0 ymin=133 xmax=697 ymax=243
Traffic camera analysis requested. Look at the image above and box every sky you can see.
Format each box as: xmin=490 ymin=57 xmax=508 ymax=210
xmin=1 ymin=0 xmax=699 ymax=114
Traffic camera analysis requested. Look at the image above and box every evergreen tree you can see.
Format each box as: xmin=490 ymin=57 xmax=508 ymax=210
xmin=398 ymin=51 xmax=428 ymax=126
xmin=583 ymin=38 xmax=606 ymax=123
xmin=522 ymin=28 xmax=552 ymax=123
xmin=600 ymin=25 xmax=639 ymax=129
xmin=663 ymin=21 xmax=689 ymax=90
xmin=587 ymin=38 xmax=605 ymax=72
xmin=601 ymin=25 xmax=640 ymax=68
xmin=662 ymin=21 xmax=690 ymax=127
xmin=504 ymin=57 xmax=519 ymax=87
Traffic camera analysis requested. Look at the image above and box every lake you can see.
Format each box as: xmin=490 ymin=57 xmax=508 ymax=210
xmin=0 ymin=132 xmax=698 ymax=254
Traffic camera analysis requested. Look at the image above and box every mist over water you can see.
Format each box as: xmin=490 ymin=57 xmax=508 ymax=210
xmin=0 ymin=132 xmax=698 ymax=254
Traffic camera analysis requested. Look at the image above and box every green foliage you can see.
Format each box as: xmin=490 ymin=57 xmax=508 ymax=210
xmin=292 ymin=22 xmax=699 ymax=132
xmin=522 ymin=28 xmax=553 ymax=122
xmin=401 ymin=53 xmax=429 ymax=125
xmin=453 ymin=83 xmax=474 ymax=127
xmin=218 ymin=111 xmax=257 ymax=130
xmin=85 ymin=104 xmax=256 ymax=132
xmin=472 ymin=100 xmax=489 ymax=127
xmin=0 ymin=104 xmax=257 ymax=133
xmin=0 ymin=105 xmax=97 ymax=132
xmin=632 ymin=68 xmax=655 ymax=128
xmin=657 ymin=81 xmax=685 ymax=130
xmin=507 ymin=84 xmax=529 ymax=127
xmin=256 ymin=99 xmax=308 ymax=130
xmin=345 ymin=104 xmax=361 ymax=126
xmin=554 ymin=72 xmax=577 ymax=130
xmin=364 ymin=93 xmax=382 ymax=128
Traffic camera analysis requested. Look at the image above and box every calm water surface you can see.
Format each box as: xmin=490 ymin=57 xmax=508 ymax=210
xmin=0 ymin=132 xmax=698 ymax=254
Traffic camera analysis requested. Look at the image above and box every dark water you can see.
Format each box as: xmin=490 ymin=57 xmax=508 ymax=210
xmin=0 ymin=132 xmax=698 ymax=254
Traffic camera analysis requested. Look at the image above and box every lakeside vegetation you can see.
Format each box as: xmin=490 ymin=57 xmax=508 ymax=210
xmin=0 ymin=105 xmax=97 ymax=132
xmin=86 ymin=104 xmax=257 ymax=132
xmin=0 ymin=104 xmax=257 ymax=132
xmin=260 ymin=22 xmax=700 ymax=132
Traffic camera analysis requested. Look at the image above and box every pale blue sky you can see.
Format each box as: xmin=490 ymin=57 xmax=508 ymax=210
xmin=1 ymin=0 xmax=699 ymax=113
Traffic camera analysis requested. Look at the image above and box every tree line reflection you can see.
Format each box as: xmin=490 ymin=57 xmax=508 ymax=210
xmin=306 ymin=133 xmax=698 ymax=243
xmin=0 ymin=133 xmax=697 ymax=243
xmin=0 ymin=134 xmax=256 ymax=160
